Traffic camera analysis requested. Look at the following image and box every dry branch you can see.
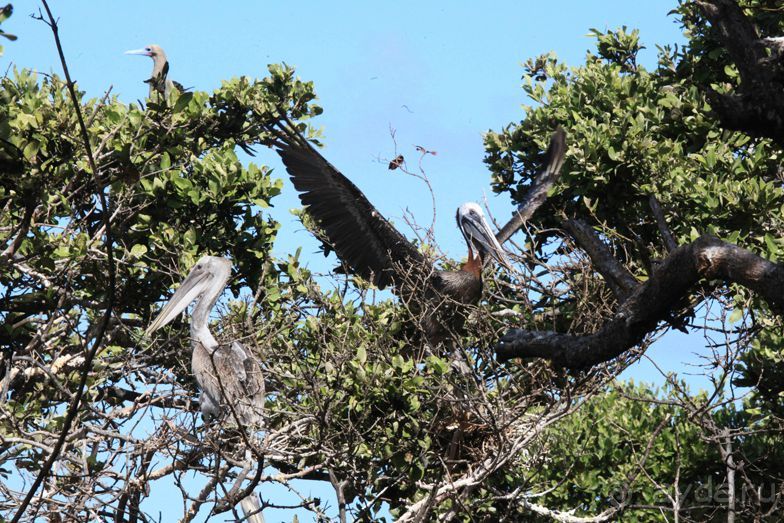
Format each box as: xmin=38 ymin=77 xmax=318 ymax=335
xmin=496 ymin=235 xmax=784 ymax=369
xmin=562 ymin=218 xmax=638 ymax=301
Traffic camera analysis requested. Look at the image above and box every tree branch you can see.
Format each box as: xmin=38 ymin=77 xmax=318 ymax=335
xmin=11 ymin=3 xmax=116 ymax=521
xmin=562 ymin=218 xmax=638 ymax=301
xmin=648 ymin=195 xmax=678 ymax=253
xmin=496 ymin=235 xmax=784 ymax=369
xmin=695 ymin=0 xmax=784 ymax=144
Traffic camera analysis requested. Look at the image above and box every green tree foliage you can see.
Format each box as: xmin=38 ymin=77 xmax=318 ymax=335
xmin=482 ymin=3 xmax=784 ymax=520
xmin=3 ymin=2 xmax=784 ymax=522
xmin=2 ymin=53 xmax=558 ymax=521
xmin=0 ymin=65 xmax=317 ymax=356
xmin=485 ymin=9 xmax=784 ymax=403
xmin=526 ymin=382 xmax=784 ymax=522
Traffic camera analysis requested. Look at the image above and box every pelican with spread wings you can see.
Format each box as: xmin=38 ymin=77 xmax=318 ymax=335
xmin=268 ymin=122 xmax=566 ymax=343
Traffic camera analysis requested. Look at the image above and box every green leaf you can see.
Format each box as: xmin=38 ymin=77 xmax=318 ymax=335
xmin=129 ymin=244 xmax=148 ymax=259
xmin=728 ymin=308 xmax=744 ymax=324
xmin=173 ymin=91 xmax=194 ymax=113
xmin=764 ymin=234 xmax=779 ymax=259
xmin=356 ymin=345 xmax=367 ymax=365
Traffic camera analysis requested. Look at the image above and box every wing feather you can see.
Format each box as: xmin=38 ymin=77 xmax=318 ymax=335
xmin=495 ymin=126 xmax=567 ymax=245
xmin=193 ymin=342 xmax=264 ymax=427
xmin=272 ymin=124 xmax=425 ymax=289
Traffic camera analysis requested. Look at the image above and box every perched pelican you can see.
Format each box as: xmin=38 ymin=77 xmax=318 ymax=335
xmin=145 ymin=256 xmax=265 ymax=522
xmin=145 ymin=256 xmax=264 ymax=424
xmin=125 ymin=44 xmax=183 ymax=98
xmin=268 ymin=124 xmax=521 ymax=343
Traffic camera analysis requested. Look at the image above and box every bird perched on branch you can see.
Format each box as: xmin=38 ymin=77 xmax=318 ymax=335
xmin=146 ymin=256 xmax=264 ymax=425
xmin=145 ymin=255 xmax=265 ymax=522
xmin=125 ymin=44 xmax=184 ymax=98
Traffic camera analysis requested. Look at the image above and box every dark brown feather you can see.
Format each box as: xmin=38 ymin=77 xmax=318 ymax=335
xmin=495 ymin=126 xmax=567 ymax=245
xmin=275 ymin=130 xmax=425 ymax=289
xmin=270 ymin=123 xmax=503 ymax=344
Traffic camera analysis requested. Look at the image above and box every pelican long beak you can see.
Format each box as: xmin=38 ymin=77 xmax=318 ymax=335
xmin=125 ymin=48 xmax=152 ymax=57
xmin=461 ymin=213 xmax=512 ymax=271
xmin=145 ymin=266 xmax=211 ymax=336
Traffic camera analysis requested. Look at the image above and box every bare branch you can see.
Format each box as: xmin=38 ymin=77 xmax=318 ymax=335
xmin=496 ymin=235 xmax=784 ymax=368
xmin=648 ymin=195 xmax=678 ymax=253
xmin=562 ymin=218 xmax=638 ymax=300
xmin=10 ymin=2 xmax=116 ymax=520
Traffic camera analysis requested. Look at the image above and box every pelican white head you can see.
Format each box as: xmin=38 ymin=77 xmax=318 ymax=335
xmin=145 ymin=256 xmax=231 ymax=337
xmin=456 ymin=202 xmax=510 ymax=269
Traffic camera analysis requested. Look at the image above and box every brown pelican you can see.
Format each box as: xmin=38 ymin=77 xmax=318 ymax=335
xmin=145 ymin=255 xmax=264 ymax=424
xmin=145 ymin=256 xmax=265 ymax=522
xmin=268 ymin=125 xmax=514 ymax=344
xmin=125 ymin=44 xmax=183 ymax=98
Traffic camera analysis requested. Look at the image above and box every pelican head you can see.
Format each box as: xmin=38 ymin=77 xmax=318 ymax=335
xmin=145 ymin=256 xmax=231 ymax=336
xmin=125 ymin=44 xmax=167 ymax=61
xmin=456 ymin=202 xmax=510 ymax=269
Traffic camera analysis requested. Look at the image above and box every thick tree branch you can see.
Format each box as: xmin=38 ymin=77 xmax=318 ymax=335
xmin=562 ymin=218 xmax=638 ymax=301
xmin=496 ymin=235 xmax=784 ymax=369
xmin=695 ymin=0 xmax=784 ymax=144
xmin=648 ymin=195 xmax=678 ymax=253
xmin=696 ymin=0 xmax=763 ymax=84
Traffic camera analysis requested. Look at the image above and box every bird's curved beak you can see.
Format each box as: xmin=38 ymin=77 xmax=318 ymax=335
xmin=125 ymin=48 xmax=152 ymax=57
xmin=461 ymin=214 xmax=512 ymax=271
xmin=145 ymin=266 xmax=211 ymax=336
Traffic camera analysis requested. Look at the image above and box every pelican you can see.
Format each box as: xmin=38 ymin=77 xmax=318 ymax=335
xmin=267 ymin=124 xmax=528 ymax=343
xmin=145 ymin=256 xmax=265 ymax=522
xmin=145 ymin=255 xmax=264 ymax=424
xmin=125 ymin=44 xmax=183 ymax=98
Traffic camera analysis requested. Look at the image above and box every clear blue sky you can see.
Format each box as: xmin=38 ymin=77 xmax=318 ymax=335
xmin=5 ymin=1 xmax=700 ymax=520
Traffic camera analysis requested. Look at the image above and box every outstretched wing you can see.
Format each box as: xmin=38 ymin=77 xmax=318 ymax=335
xmin=495 ymin=126 xmax=567 ymax=245
xmin=271 ymin=122 xmax=426 ymax=289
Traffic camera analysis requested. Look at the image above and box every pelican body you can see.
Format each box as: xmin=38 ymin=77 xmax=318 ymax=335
xmin=125 ymin=44 xmax=183 ymax=98
xmin=145 ymin=256 xmax=265 ymax=522
xmin=269 ymin=125 xmax=510 ymax=344
xmin=145 ymin=256 xmax=264 ymax=425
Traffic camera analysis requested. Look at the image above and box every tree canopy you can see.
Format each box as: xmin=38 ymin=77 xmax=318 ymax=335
xmin=1 ymin=1 xmax=784 ymax=522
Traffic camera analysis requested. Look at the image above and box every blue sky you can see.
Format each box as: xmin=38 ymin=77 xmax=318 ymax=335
xmin=4 ymin=1 xmax=704 ymax=520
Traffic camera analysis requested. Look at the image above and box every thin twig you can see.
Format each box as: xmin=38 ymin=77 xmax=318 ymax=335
xmin=11 ymin=2 xmax=116 ymax=521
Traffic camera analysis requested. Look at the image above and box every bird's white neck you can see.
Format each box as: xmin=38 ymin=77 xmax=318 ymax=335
xmin=189 ymin=276 xmax=226 ymax=353
xmin=191 ymin=323 xmax=218 ymax=352
xmin=151 ymin=53 xmax=168 ymax=78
